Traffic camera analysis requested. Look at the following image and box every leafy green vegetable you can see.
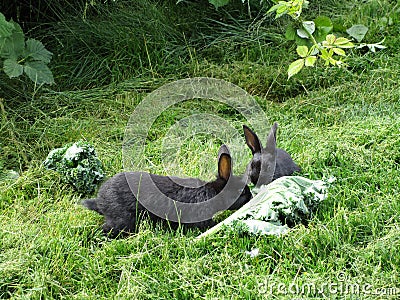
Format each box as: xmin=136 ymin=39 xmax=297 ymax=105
xmin=43 ymin=141 xmax=105 ymax=194
xmin=197 ymin=176 xmax=334 ymax=238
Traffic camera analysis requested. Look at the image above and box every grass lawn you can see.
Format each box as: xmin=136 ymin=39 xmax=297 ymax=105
xmin=1 ymin=0 xmax=399 ymax=299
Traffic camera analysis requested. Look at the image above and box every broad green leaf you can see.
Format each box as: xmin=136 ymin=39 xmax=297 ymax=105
xmin=320 ymin=48 xmax=329 ymax=59
xmin=288 ymin=58 xmax=305 ymax=79
xmin=323 ymin=56 xmax=336 ymax=66
xmin=24 ymin=60 xmax=55 ymax=85
xmin=328 ymin=56 xmax=337 ymax=65
xmin=0 ymin=23 xmax=24 ymax=59
xmin=334 ymin=37 xmax=354 ymax=48
xmin=314 ymin=16 xmax=333 ymax=33
xmin=296 ymin=28 xmax=309 ymax=39
xmin=314 ymin=16 xmax=333 ymax=42
xmin=339 ymin=42 xmax=354 ymax=48
xmin=346 ymin=24 xmax=368 ymax=42
xmin=334 ymin=37 xmax=351 ymax=45
xmin=0 ymin=13 xmax=14 ymax=38
xmin=325 ymin=34 xmax=336 ymax=45
xmin=25 ymin=39 xmax=53 ymax=63
xmin=11 ymin=21 xmax=24 ymax=34
xmin=297 ymin=21 xmax=315 ymax=39
xmin=296 ymin=45 xmax=308 ymax=58
xmin=302 ymin=21 xmax=315 ymax=35
xmin=267 ymin=3 xmax=281 ymax=14
xmin=309 ymin=45 xmax=319 ymax=55
xmin=320 ymin=48 xmax=332 ymax=66
xmin=314 ymin=31 xmax=327 ymax=43
xmin=0 ymin=38 xmax=7 ymax=56
xmin=294 ymin=35 xmax=312 ymax=47
xmin=209 ymin=0 xmax=230 ymax=9
xmin=285 ymin=24 xmax=296 ymax=41
xmin=3 ymin=58 xmax=23 ymax=78
xmin=286 ymin=0 xmax=308 ymax=19
xmin=304 ymin=55 xmax=316 ymax=67
xmin=275 ymin=4 xmax=289 ymax=18
xmin=332 ymin=48 xmax=346 ymax=56
xmin=333 ymin=22 xmax=347 ymax=33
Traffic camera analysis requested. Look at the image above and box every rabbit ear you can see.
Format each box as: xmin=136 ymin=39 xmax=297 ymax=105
xmin=256 ymin=122 xmax=278 ymax=187
xmin=218 ymin=149 xmax=232 ymax=181
xmin=218 ymin=144 xmax=230 ymax=161
xmin=243 ymin=125 xmax=262 ymax=154
xmin=265 ymin=122 xmax=278 ymax=153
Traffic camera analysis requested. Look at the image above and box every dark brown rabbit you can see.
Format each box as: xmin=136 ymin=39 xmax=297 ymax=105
xmin=243 ymin=122 xmax=301 ymax=187
xmin=83 ymin=145 xmax=251 ymax=238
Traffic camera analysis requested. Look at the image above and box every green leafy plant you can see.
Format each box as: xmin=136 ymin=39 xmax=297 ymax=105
xmin=0 ymin=12 xmax=54 ymax=85
xmin=267 ymin=0 xmax=386 ymax=79
xmin=198 ymin=176 xmax=334 ymax=238
xmin=43 ymin=141 xmax=105 ymax=194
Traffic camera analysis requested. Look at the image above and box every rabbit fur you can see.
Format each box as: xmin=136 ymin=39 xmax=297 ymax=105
xmin=243 ymin=122 xmax=301 ymax=187
xmin=83 ymin=145 xmax=251 ymax=238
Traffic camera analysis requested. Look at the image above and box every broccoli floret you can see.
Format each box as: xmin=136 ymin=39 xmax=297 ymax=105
xmin=43 ymin=141 xmax=105 ymax=194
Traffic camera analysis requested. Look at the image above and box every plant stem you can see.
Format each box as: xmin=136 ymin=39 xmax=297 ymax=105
xmin=296 ymin=16 xmax=321 ymax=52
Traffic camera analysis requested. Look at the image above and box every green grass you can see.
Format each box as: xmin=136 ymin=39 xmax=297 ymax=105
xmin=1 ymin=0 xmax=400 ymax=298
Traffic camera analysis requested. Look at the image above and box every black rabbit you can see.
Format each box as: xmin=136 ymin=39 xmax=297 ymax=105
xmin=83 ymin=145 xmax=251 ymax=237
xmin=243 ymin=122 xmax=301 ymax=187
